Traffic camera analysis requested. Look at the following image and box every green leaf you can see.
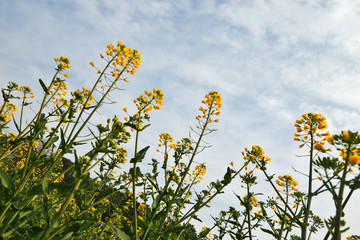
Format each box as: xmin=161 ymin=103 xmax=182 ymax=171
xmin=60 ymin=128 xmax=66 ymax=150
xmin=221 ymin=167 xmax=232 ymax=185
xmin=0 ymin=169 xmax=14 ymax=191
xmin=42 ymin=179 xmax=49 ymax=194
xmin=130 ymin=146 xmax=150 ymax=164
xmin=13 ymin=118 xmax=21 ymax=132
xmin=39 ymin=79 xmax=50 ymax=94
xmin=113 ymin=228 xmax=131 ymax=240
xmin=259 ymin=202 xmax=268 ymax=217
xmin=19 ymin=210 xmax=32 ymax=219
xmin=261 ymin=227 xmax=277 ymax=237
xmin=161 ymin=151 xmax=168 ymax=169
xmin=97 ymin=188 xmax=115 ymax=200
xmin=124 ymin=122 xmax=137 ymax=129
xmin=163 ymin=225 xmax=185 ymax=234
xmin=48 ymin=135 xmax=59 ymax=146
xmin=62 ymin=232 xmax=74 ymax=240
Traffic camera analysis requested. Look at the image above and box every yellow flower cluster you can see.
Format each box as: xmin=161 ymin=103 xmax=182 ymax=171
xmin=124 ymin=89 xmax=164 ymax=132
xmin=240 ymin=193 xmax=258 ymax=208
xmin=0 ymin=82 xmax=36 ymax=125
xmin=275 ymin=174 xmax=299 ymax=195
xmin=0 ymin=102 xmax=17 ymax=123
xmin=189 ymin=164 xmax=207 ymax=184
xmin=241 ymin=145 xmax=271 ymax=170
xmin=294 ymin=113 xmax=331 ymax=151
xmin=339 ymin=148 xmax=360 ymax=166
xmin=50 ymin=81 xmax=69 ymax=111
xmin=93 ymin=41 xmax=141 ymax=77
xmin=54 ymin=56 xmax=71 ymax=72
xmin=200 ymin=226 xmax=212 ymax=239
xmin=326 ymin=130 xmax=360 ymax=146
xmin=157 ymin=133 xmax=175 ymax=150
xmin=18 ymin=84 xmax=35 ymax=99
xmin=168 ymin=138 xmax=194 ymax=159
xmin=133 ymin=88 xmax=164 ymax=112
xmin=114 ymin=146 xmax=128 ymax=165
xmin=71 ymin=87 xmax=94 ymax=109
xmin=196 ymin=91 xmax=222 ymax=131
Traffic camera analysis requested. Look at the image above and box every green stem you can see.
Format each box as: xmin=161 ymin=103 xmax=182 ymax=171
xmin=155 ymin=101 xmax=216 ymax=232
xmin=246 ymin=183 xmax=253 ymax=240
xmin=302 ymin=130 xmax=314 ymax=240
xmin=40 ymin=178 xmax=83 ymax=240
xmin=333 ymin=145 xmax=351 ymax=240
xmin=133 ymin=129 xmax=139 ymax=239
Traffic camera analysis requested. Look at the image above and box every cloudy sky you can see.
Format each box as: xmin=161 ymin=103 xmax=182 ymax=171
xmin=1 ymin=0 xmax=360 ymax=238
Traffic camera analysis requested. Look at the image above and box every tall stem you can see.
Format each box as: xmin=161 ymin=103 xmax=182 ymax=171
xmin=246 ymin=183 xmax=252 ymax=240
xmin=133 ymin=129 xmax=139 ymax=239
xmin=302 ymin=130 xmax=314 ymax=240
xmin=333 ymin=145 xmax=350 ymax=240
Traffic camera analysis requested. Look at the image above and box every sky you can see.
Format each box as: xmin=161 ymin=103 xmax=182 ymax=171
xmin=1 ymin=0 xmax=360 ymax=239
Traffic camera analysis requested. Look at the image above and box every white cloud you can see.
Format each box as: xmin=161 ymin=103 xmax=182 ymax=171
xmin=1 ymin=0 xmax=360 ymax=237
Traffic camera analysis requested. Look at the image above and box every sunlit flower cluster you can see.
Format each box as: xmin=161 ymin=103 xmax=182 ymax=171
xmin=0 ymin=102 xmax=17 ymax=123
xmin=339 ymin=148 xmax=360 ymax=166
xmin=294 ymin=113 xmax=331 ymax=151
xmin=18 ymin=84 xmax=35 ymax=99
xmin=240 ymin=193 xmax=258 ymax=208
xmin=156 ymin=133 xmax=175 ymax=153
xmin=173 ymin=138 xmax=194 ymax=158
xmin=50 ymin=81 xmax=69 ymax=108
xmin=276 ymin=174 xmax=299 ymax=195
xmin=0 ymin=82 xmax=35 ymax=125
xmin=241 ymin=145 xmax=271 ymax=170
xmin=322 ymin=131 xmax=360 ymax=167
xmin=134 ymin=88 xmax=164 ymax=112
xmin=71 ymin=86 xmax=95 ymax=109
xmin=124 ymin=89 xmax=164 ymax=132
xmin=189 ymin=164 xmax=207 ymax=184
xmin=54 ymin=56 xmax=71 ymax=72
xmin=326 ymin=130 xmax=360 ymax=146
xmin=90 ymin=41 xmax=141 ymax=78
xmin=195 ymin=91 xmax=222 ymax=132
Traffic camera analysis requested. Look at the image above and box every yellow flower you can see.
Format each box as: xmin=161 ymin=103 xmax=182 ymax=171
xmin=89 ymin=62 xmax=95 ymax=67
xmin=64 ymin=73 xmax=69 ymax=78
xmin=342 ymin=131 xmax=350 ymax=142
xmin=349 ymin=152 xmax=360 ymax=166
xmin=314 ymin=143 xmax=326 ymax=152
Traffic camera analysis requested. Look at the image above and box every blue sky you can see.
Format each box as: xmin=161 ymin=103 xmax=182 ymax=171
xmin=1 ymin=0 xmax=360 ymax=238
